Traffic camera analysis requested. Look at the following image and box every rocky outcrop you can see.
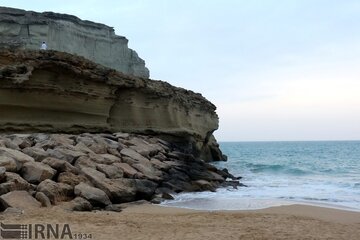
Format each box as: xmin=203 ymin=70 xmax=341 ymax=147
xmin=0 ymin=7 xmax=235 ymax=212
xmin=0 ymin=133 xmax=240 ymax=211
xmin=0 ymin=49 xmax=225 ymax=161
xmin=0 ymin=7 xmax=149 ymax=78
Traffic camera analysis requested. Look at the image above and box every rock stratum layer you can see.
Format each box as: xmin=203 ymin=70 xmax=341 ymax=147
xmin=0 ymin=133 xmax=240 ymax=212
xmin=0 ymin=7 xmax=149 ymax=78
xmin=0 ymin=49 xmax=225 ymax=161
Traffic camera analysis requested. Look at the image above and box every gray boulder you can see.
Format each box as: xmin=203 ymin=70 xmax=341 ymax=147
xmin=42 ymin=157 xmax=78 ymax=173
xmin=0 ymin=172 xmax=32 ymax=195
xmin=63 ymin=197 xmax=93 ymax=212
xmin=57 ymin=172 xmax=89 ymax=187
xmin=21 ymin=161 xmax=57 ymax=184
xmin=0 ymin=147 xmax=34 ymax=170
xmin=128 ymin=137 xmax=163 ymax=157
xmin=35 ymin=191 xmax=52 ymax=207
xmin=74 ymin=182 xmax=111 ymax=207
xmin=96 ymin=164 xmax=123 ymax=179
xmin=0 ymin=167 xmax=6 ymax=183
xmin=98 ymin=154 xmax=121 ymax=164
xmin=74 ymin=156 xmax=97 ymax=169
xmin=0 ymin=156 xmax=17 ymax=172
xmin=22 ymin=147 xmax=50 ymax=161
xmin=36 ymin=179 xmax=73 ymax=204
xmin=120 ymin=148 xmax=149 ymax=162
xmin=134 ymin=179 xmax=158 ymax=200
xmin=0 ymin=191 xmax=41 ymax=211
xmin=46 ymin=147 xmax=85 ymax=164
xmin=132 ymin=161 xmax=163 ymax=182
xmin=112 ymin=162 xmax=139 ymax=178
xmin=81 ymin=167 xmax=136 ymax=203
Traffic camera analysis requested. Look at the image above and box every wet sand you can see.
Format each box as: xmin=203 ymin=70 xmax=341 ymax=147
xmin=0 ymin=204 xmax=359 ymax=240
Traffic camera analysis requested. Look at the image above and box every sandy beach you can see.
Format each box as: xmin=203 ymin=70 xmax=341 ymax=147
xmin=1 ymin=203 xmax=359 ymax=240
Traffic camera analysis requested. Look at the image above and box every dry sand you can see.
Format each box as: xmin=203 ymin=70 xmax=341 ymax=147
xmin=0 ymin=203 xmax=359 ymax=240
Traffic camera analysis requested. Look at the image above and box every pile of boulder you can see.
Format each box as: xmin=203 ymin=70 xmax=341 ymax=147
xmin=0 ymin=133 xmax=240 ymax=212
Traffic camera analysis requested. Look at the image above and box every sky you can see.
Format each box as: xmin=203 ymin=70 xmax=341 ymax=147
xmin=2 ymin=0 xmax=360 ymax=141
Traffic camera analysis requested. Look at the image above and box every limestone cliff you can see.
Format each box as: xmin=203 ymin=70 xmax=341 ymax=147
xmin=0 ymin=49 xmax=225 ymax=161
xmin=0 ymin=7 xmax=149 ymax=78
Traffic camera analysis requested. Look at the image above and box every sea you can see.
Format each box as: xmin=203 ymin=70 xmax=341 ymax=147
xmin=162 ymin=141 xmax=360 ymax=211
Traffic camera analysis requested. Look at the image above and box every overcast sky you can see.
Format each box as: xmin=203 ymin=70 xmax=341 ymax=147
xmin=2 ymin=0 xmax=360 ymax=141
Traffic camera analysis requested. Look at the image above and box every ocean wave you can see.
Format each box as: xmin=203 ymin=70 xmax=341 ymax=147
xmin=246 ymin=163 xmax=310 ymax=175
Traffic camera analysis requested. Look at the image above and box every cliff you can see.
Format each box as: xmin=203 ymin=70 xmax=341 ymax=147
xmin=0 ymin=7 xmax=235 ymax=212
xmin=0 ymin=49 xmax=225 ymax=161
xmin=0 ymin=7 xmax=149 ymax=78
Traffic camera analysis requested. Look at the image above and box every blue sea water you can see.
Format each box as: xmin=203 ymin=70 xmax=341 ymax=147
xmin=162 ymin=141 xmax=360 ymax=211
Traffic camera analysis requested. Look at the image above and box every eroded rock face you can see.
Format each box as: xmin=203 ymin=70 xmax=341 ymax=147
xmin=0 ymin=49 xmax=225 ymax=161
xmin=0 ymin=7 xmax=149 ymax=78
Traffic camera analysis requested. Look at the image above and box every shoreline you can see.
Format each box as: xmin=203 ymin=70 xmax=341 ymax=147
xmin=1 ymin=203 xmax=359 ymax=239
xmin=126 ymin=203 xmax=360 ymax=224
xmin=160 ymin=194 xmax=360 ymax=213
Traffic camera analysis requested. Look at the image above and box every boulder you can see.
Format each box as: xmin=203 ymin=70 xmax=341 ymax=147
xmin=73 ymin=142 xmax=95 ymax=154
xmin=167 ymin=168 xmax=190 ymax=182
xmin=107 ymin=148 xmax=121 ymax=158
xmin=35 ymin=134 xmax=74 ymax=150
xmin=42 ymin=157 xmax=78 ymax=173
xmin=98 ymin=133 xmax=118 ymax=142
xmin=98 ymin=154 xmax=121 ymax=164
xmin=18 ymin=137 xmax=33 ymax=149
xmin=187 ymin=163 xmax=225 ymax=182
xmin=0 ymin=147 xmax=34 ymax=170
xmin=81 ymin=167 xmax=136 ymax=203
xmin=57 ymin=172 xmax=89 ymax=187
xmin=114 ymin=132 xmax=130 ymax=139
xmin=80 ymin=166 xmax=106 ymax=181
xmin=150 ymin=158 xmax=171 ymax=170
xmin=22 ymin=147 xmax=50 ymax=161
xmin=46 ymin=147 xmax=85 ymax=164
xmin=36 ymin=179 xmax=73 ymax=204
xmin=2 ymin=138 xmax=20 ymax=150
xmin=96 ymin=164 xmax=123 ymax=179
xmin=0 ymin=156 xmax=17 ymax=172
xmin=62 ymin=197 xmax=93 ymax=212
xmin=161 ymin=179 xmax=197 ymax=193
xmin=102 ymin=137 xmax=120 ymax=149
xmin=134 ymin=179 xmax=158 ymax=200
xmin=0 ymin=172 xmax=32 ymax=195
xmin=0 ymin=191 xmax=41 ymax=211
xmin=193 ymin=180 xmax=216 ymax=192
xmin=35 ymin=192 xmax=52 ymax=207
xmin=84 ymin=137 xmax=108 ymax=154
xmin=148 ymin=137 xmax=172 ymax=149
xmin=74 ymin=182 xmax=111 ymax=207
xmin=127 ymin=137 xmax=162 ymax=157
xmin=112 ymin=162 xmax=139 ymax=178
xmin=153 ymin=152 xmax=168 ymax=162
xmin=74 ymin=156 xmax=97 ymax=169
xmin=0 ymin=167 xmax=6 ymax=183
xmin=131 ymin=162 xmax=163 ymax=182
xmin=120 ymin=148 xmax=149 ymax=162
xmin=21 ymin=161 xmax=57 ymax=184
